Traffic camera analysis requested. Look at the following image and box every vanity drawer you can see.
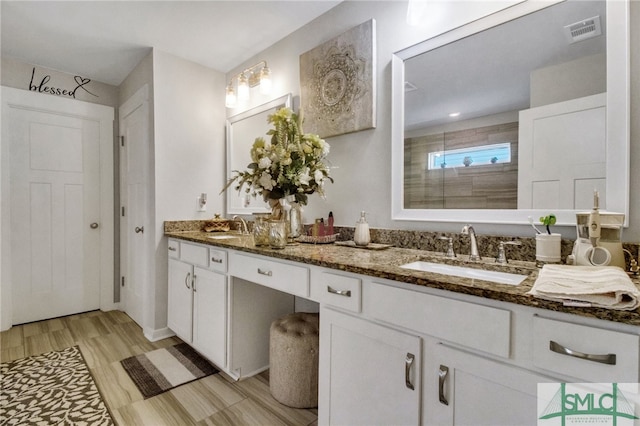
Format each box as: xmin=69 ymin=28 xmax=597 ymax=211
xmin=311 ymin=270 xmax=361 ymax=313
xmin=364 ymin=282 xmax=511 ymax=358
xmin=168 ymin=239 xmax=180 ymax=259
xmin=532 ymin=316 xmax=639 ymax=382
xmin=208 ymin=248 xmax=227 ymax=273
xmin=228 ymin=252 xmax=309 ymax=297
xmin=180 ymin=242 xmax=209 ymax=268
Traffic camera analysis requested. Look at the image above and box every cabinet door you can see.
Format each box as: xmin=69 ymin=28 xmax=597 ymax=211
xmin=319 ymin=307 xmax=421 ymax=426
xmin=168 ymin=258 xmax=193 ymax=342
xmin=427 ymin=344 xmax=556 ymax=426
xmin=193 ymin=267 xmax=227 ymax=369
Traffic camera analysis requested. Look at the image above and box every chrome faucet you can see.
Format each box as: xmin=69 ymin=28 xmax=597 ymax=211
xmin=461 ymin=224 xmax=481 ymax=261
xmin=438 ymin=236 xmax=456 ymax=259
xmin=496 ymin=240 xmax=522 ymax=265
xmin=232 ymin=215 xmax=249 ymax=234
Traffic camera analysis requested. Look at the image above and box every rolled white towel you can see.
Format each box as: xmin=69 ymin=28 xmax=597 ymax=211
xmin=528 ymin=265 xmax=640 ymax=311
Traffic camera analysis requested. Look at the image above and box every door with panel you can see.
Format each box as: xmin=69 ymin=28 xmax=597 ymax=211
xmin=3 ymin=87 xmax=113 ymax=324
xmin=119 ymin=86 xmax=149 ymax=327
xmin=167 ymin=258 xmax=194 ymax=342
xmin=192 ymin=266 xmax=227 ymax=368
xmin=427 ymin=343 xmax=556 ymax=426
xmin=318 ymin=307 xmax=422 ymax=426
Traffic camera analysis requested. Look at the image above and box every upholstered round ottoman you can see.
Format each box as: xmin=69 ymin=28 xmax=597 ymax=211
xmin=269 ymin=312 xmax=319 ymax=408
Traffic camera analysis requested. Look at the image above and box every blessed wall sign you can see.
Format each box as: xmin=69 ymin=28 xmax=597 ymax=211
xmin=28 ymin=67 xmax=98 ymax=99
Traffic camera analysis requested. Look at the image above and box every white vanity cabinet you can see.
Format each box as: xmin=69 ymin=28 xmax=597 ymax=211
xmin=167 ymin=257 xmax=194 ymax=341
xmin=318 ymin=307 xmax=422 ymax=426
xmin=426 ymin=344 xmax=554 ymax=426
xmin=167 ymin=239 xmax=227 ymax=368
xmin=192 ymin=267 xmax=227 ymax=368
xmin=317 ymin=274 xmax=639 ymax=426
xmin=165 ymin=237 xmax=639 ymax=425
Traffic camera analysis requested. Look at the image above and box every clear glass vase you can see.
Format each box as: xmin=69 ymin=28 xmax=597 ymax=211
xmin=252 ymin=213 xmax=271 ymax=246
xmin=269 ymin=220 xmax=287 ymax=249
xmin=288 ymin=200 xmax=303 ymax=241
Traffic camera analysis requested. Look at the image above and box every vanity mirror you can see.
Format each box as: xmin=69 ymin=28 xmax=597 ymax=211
xmin=225 ymin=94 xmax=292 ymax=215
xmin=391 ymin=0 xmax=629 ymax=225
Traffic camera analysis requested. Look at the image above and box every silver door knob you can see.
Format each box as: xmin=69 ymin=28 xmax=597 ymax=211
xmin=90 ymin=222 xmax=99 ymax=229
xmin=135 ymin=226 xmax=144 ymax=234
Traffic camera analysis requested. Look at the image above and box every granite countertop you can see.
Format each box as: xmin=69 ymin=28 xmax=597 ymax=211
xmin=165 ymin=230 xmax=640 ymax=327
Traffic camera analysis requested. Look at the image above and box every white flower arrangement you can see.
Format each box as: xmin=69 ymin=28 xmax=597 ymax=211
xmin=223 ymin=107 xmax=332 ymax=206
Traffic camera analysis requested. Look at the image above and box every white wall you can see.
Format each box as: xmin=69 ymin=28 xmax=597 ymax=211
xmin=152 ymin=49 xmax=226 ymax=333
xmin=225 ymin=0 xmax=640 ymax=242
xmin=1 ymin=56 xmax=119 ymax=107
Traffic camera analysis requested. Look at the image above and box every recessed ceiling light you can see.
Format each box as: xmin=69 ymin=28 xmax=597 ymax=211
xmin=449 ymin=112 xmax=461 ymax=118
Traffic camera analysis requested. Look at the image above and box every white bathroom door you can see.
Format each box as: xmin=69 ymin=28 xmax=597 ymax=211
xmin=119 ymin=86 xmax=149 ymax=327
xmin=6 ymin=91 xmax=104 ymax=324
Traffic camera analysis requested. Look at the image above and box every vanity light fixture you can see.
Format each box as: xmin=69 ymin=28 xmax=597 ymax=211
xmin=237 ymin=74 xmax=250 ymax=102
xmin=449 ymin=112 xmax=461 ymax=118
xmin=225 ymin=60 xmax=273 ymax=108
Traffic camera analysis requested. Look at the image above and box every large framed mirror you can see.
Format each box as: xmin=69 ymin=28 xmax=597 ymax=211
xmin=225 ymin=94 xmax=292 ymax=215
xmin=391 ymin=0 xmax=629 ymax=225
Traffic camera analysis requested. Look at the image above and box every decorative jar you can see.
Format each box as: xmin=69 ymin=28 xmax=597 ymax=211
xmin=269 ymin=220 xmax=287 ymax=249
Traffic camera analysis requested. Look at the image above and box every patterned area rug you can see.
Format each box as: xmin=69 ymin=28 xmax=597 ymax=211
xmin=120 ymin=343 xmax=218 ymax=399
xmin=0 ymin=346 xmax=114 ymax=425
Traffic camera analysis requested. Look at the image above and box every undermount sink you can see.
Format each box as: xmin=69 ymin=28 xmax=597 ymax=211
xmin=206 ymin=234 xmax=241 ymax=240
xmin=400 ymin=261 xmax=528 ymax=286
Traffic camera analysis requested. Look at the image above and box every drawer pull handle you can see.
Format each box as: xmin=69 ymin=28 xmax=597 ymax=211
xmin=438 ymin=365 xmax=449 ymax=405
xmin=549 ymin=340 xmax=616 ymax=365
xmin=327 ymin=286 xmax=351 ymax=297
xmin=185 ymin=272 xmax=191 ymax=290
xmin=405 ymin=353 xmax=415 ymax=390
xmin=257 ymin=268 xmax=272 ymax=277
xmin=211 ymin=257 xmax=223 ymax=264
xmin=168 ymin=247 xmax=177 ymax=252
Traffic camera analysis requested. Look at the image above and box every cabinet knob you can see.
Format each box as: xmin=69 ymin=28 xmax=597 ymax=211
xmin=90 ymin=222 xmax=99 ymax=229
xmin=405 ymin=353 xmax=415 ymax=390
xmin=135 ymin=226 xmax=144 ymax=234
xmin=438 ymin=365 xmax=449 ymax=405
xmin=549 ymin=340 xmax=616 ymax=365
xmin=257 ymin=268 xmax=272 ymax=277
xmin=327 ymin=286 xmax=351 ymax=297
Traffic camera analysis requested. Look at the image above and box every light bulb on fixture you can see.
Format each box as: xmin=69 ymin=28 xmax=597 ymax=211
xmin=224 ymin=61 xmax=273 ymax=107
xmin=259 ymin=65 xmax=272 ymax=95
xmin=237 ymin=74 xmax=250 ymax=101
xmin=225 ymin=84 xmax=237 ymax=108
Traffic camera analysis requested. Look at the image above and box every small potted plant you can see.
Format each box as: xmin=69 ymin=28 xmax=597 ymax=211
xmin=536 ymin=214 xmax=561 ymax=263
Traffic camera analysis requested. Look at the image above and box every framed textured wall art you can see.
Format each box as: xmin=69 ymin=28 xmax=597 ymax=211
xmin=300 ymin=19 xmax=376 ymax=138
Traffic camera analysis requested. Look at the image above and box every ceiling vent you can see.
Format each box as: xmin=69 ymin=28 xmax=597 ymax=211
xmin=564 ymin=15 xmax=602 ymax=43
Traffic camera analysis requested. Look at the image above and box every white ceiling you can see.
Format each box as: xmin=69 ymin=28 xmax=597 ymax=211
xmin=1 ymin=1 xmax=342 ymax=86
xmin=403 ymin=0 xmax=606 ymax=130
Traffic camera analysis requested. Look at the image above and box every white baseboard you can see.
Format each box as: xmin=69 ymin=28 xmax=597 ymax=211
xmin=143 ymin=326 xmax=175 ymax=342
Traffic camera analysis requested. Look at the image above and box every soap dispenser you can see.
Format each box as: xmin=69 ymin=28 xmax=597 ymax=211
xmin=354 ymin=211 xmax=371 ymax=246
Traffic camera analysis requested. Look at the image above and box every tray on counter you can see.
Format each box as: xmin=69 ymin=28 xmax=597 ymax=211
xmin=296 ymin=234 xmax=339 ymax=244
xmin=334 ymin=241 xmax=393 ymax=250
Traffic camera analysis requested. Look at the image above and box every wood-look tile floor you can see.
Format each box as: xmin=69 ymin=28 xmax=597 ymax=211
xmin=1 ymin=310 xmax=318 ymax=426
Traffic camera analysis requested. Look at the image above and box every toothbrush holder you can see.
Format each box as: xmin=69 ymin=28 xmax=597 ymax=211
xmin=536 ymin=233 xmax=561 ymax=263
